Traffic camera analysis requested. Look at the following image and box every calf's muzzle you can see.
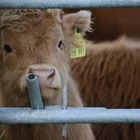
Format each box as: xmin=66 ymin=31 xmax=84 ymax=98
xmin=27 ymin=64 xmax=61 ymax=91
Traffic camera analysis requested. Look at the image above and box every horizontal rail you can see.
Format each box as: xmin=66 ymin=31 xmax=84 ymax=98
xmin=0 ymin=0 xmax=140 ymax=8
xmin=0 ymin=106 xmax=140 ymax=124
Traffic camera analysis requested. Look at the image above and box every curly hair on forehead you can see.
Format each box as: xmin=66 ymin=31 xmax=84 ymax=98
xmin=0 ymin=9 xmax=62 ymax=32
xmin=0 ymin=9 xmax=61 ymax=15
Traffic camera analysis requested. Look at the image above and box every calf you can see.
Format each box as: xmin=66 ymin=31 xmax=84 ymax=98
xmin=0 ymin=9 xmax=95 ymax=140
xmin=71 ymin=37 xmax=140 ymax=140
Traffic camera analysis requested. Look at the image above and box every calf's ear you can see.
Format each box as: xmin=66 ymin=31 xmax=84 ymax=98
xmin=62 ymin=10 xmax=92 ymax=34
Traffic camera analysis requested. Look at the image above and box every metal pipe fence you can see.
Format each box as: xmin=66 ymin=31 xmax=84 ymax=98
xmin=0 ymin=73 xmax=139 ymax=124
xmin=26 ymin=74 xmax=44 ymax=109
xmin=0 ymin=107 xmax=140 ymax=124
xmin=0 ymin=0 xmax=140 ymax=126
xmin=0 ymin=0 xmax=140 ymax=8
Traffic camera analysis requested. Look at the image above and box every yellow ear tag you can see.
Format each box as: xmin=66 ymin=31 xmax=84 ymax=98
xmin=71 ymin=29 xmax=86 ymax=58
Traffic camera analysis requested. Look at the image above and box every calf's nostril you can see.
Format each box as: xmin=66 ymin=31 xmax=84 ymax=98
xmin=28 ymin=68 xmax=34 ymax=74
xmin=47 ymin=69 xmax=55 ymax=80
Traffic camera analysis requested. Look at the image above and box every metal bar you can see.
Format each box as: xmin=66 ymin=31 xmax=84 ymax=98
xmin=26 ymin=73 xmax=44 ymax=109
xmin=0 ymin=107 xmax=140 ymax=124
xmin=0 ymin=0 xmax=140 ymax=8
xmin=62 ymin=85 xmax=68 ymax=110
xmin=62 ymin=85 xmax=68 ymax=138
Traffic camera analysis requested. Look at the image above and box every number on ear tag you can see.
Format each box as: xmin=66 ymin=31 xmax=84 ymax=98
xmin=71 ymin=29 xmax=86 ymax=58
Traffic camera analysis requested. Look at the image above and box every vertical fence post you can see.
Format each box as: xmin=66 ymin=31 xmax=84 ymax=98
xmin=26 ymin=73 xmax=44 ymax=109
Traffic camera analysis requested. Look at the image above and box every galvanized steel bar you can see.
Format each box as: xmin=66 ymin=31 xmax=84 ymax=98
xmin=62 ymin=85 xmax=68 ymax=138
xmin=0 ymin=107 xmax=140 ymax=124
xmin=26 ymin=73 xmax=44 ymax=109
xmin=0 ymin=0 xmax=140 ymax=8
xmin=62 ymin=85 xmax=68 ymax=110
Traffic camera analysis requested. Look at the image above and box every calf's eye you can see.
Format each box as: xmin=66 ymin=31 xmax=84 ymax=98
xmin=58 ymin=40 xmax=65 ymax=50
xmin=4 ymin=44 xmax=13 ymax=53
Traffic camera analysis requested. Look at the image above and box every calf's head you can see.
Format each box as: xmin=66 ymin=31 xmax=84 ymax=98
xmin=0 ymin=9 xmax=91 ymax=106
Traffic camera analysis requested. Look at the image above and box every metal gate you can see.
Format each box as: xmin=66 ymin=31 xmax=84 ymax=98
xmin=0 ymin=0 xmax=140 ymax=128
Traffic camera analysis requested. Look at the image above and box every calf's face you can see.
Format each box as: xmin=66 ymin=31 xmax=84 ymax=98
xmin=0 ymin=10 xmax=91 ymax=106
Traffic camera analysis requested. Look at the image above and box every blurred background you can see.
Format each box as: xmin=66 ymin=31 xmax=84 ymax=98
xmin=64 ymin=8 xmax=140 ymax=42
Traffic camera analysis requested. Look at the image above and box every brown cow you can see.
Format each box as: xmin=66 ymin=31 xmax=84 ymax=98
xmin=71 ymin=36 xmax=140 ymax=140
xmin=0 ymin=9 xmax=95 ymax=140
